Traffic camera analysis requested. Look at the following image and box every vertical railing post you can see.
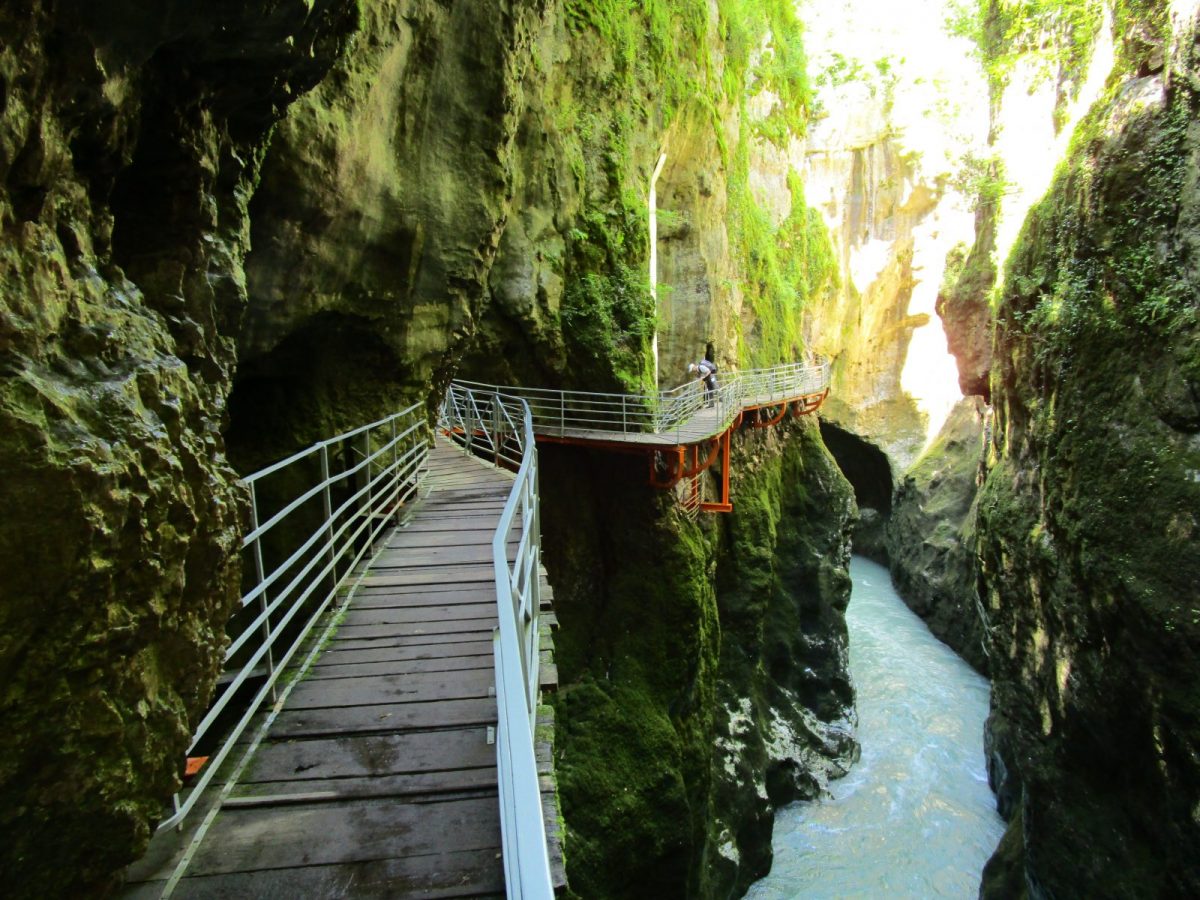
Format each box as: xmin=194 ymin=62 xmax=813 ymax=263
xmin=249 ymin=483 xmax=277 ymax=702
xmin=493 ymin=392 xmax=503 ymax=467
xmin=391 ymin=416 xmax=400 ymax=522
xmin=559 ymin=392 xmax=565 ymax=436
xmin=360 ymin=431 xmax=373 ymax=520
xmin=466 ymin=390 xmax=476 ymax=455
xmin=320 ymin=443 xmax=337 ymax=581
xmin=621 ymin=395 xmax=628 ymax=433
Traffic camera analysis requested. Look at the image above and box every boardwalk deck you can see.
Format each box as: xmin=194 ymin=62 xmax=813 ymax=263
xmin=532 ymin=388 xmax=824 ymax=448
xmin=123 ymin=441 xmax=553 ymax=899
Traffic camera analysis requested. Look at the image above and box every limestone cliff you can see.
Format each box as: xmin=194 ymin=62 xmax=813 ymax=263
xmin=974 ymin=2 xmax=1200 ymax=894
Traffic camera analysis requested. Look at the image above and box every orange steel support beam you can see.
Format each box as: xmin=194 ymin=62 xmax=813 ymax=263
xmin=648 ymin=445 xmax=686 ymax=489
xmin=700 ymin=428 xmax=733 ymax=513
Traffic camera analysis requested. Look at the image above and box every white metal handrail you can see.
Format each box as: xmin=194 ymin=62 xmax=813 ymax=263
xmin=454 ymin=359 xmax=830 ymax=444
xmin=439 ymin=385 xmax=554 ymax=899
xmin=159 ymin=405 xmax=430 ymax=831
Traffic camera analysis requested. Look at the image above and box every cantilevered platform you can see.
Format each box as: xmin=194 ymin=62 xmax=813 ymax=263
xmin=123 ymin=442 xmax=561 ymax=898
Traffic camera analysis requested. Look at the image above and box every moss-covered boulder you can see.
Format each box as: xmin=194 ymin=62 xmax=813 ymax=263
xmin=977 ymin=5 xmax=1200 ymax=893
xmin=707 ymin=419 xmax=858 ymax=896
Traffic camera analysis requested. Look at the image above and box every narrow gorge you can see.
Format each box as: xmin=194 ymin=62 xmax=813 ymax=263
xmin=1 ymin=1 xmax=1197 ymax=898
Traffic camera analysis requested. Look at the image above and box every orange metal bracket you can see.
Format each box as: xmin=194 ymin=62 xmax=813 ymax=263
xmin=683 ymin=438 xmax=722 ymax=478
xmin=751 ymin=403 xmax=789 ymax=428
xmin=699 ymin=429 xmax=733 ymax=513
xmin=648 ymin=445 xmax=686 ymax=489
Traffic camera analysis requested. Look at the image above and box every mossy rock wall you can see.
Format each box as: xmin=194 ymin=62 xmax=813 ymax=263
xmin=0 ymin=1 xmax=357 ymax=894
xmin=542 ymin=416 xmax=856 ymax=899
xmin=976 ymin=5 xmax=1200 ymax=894
xmin=707 ymin=419 xmax=857 ymax=896
xmin=886 ymin=397 xmax=989 ymax=674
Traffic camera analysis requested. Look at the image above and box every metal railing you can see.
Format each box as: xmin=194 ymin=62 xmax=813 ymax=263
xmin=454 ymin=359 xmax=830 ymax=444
xmin=439 ymin=384 xmax=554 ymax=900
xmin=160 ymin=405 xmax=430 ymax=831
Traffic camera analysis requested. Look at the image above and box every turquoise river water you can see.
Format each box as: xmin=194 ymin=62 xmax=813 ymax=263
xmin=747 ymin=556 xmax=1005 ymax=899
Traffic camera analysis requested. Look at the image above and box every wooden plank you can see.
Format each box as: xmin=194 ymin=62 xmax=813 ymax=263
xmin=311 ymin=640 xmax=494 ymax=667
xmin=330 ymin=617 xmax=497 ymax=640
xmin=228 ymin=768 xmax=498 ymax=803
xmin=386 ymin=528 xmax=517 ymax=549
xmin=341 ymin=590 xmax=495 ymax=611
xmin=353 ymin=582 xmax=496 ymax=601
xmin=242 ymin=728 xmax=495 ymax=783
xmin=359 ymin=564 xmax=497 ymax=588
xmin=340 ymin=602 xmax=497 ymax=627
xmin=326 ymin=632 xmax=496 ymax=654
xmin=372 ymin=545 xmax=498 ymax=568
xmin=184 ymin=795 xmax=502 ymax=875
xmin=173 ymin=848 xmax=505 ymax=899
xmin=394 ymin=519 xmax=503 ymax=536
xmin=271 ymin=698 xmax=496 ymax=739
xmin=286 ymin=668 xmax=493 ymax=709
xmin=305 ymin=655 xmax=493 ymax=681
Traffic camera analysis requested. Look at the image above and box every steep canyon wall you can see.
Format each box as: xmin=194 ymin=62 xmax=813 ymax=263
xmin=1 ymin=2 xmax=860 ymax=896
xmin=973 ymin=2 xmax=1200 ymax=894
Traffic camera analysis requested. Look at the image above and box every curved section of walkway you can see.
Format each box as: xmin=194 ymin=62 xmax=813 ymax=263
xmin=452 ymin=360 xmax=830 ymax=448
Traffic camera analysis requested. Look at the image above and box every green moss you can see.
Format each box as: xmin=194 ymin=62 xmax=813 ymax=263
xmin=949 ymin=0 xmax=1105 ymax=117
xmin=975 ymin=6 xmax=1200 ymax=894
xmin=729 ymin=166 xmax=840 ymax=367
xmin=555 ymin=1 xmax=831 ymax=387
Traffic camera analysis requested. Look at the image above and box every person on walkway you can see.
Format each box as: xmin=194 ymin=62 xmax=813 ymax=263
xmin=687 ymin=358 xmax=718 ymax=406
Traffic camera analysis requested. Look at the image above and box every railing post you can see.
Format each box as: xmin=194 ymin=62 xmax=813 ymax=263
xmin=493 ymin=392 xmax=503 ymax=467
xmin=391 ymin=417 xmax=400 ymax=523
xmin=320 ymin=444 xmax=337 ymax=580
xmin=361 ymin=432 xmax=373 ymax=519
xmin=466 ymin=391 xmax=475 ymax=455
xmin=621 ymin=395 xmax=627 ymax=433
xmin=249 ymin=483 xmax=277 ymax=702
xmin=559 ymin=392 xmax=565 ymax=437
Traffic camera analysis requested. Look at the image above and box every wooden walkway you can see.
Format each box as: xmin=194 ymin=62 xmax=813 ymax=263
xmin=123 ymin=441 xmax=559 ymax=898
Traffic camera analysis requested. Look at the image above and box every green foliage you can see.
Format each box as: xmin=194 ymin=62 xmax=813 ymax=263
xmin=716 ymin=0 xmax=815 ymax=145
xmin=946 ymin=0 xmax=1105 ymax=115
xmin=728 ymin=162 xmax=839 ymax=367
xmin=564 ymin=0 xmax=710 ymax=120
xmin=951 ymin=150 xmax=1012 ymax=212
xmin=1005 ymin=88 xmax=1195 ymax=374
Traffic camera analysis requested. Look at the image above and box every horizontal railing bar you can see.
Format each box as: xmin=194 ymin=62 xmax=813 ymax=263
xmin=238 ymin=442 xmax=426 ymax=609
xmin=243 ymin=404 xmax=423 ymax=485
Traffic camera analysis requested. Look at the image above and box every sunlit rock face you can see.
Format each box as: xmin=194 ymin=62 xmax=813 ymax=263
xmin=799 ymin=0 xmax=987 ymax=473
xmin=0 ymin=1 xmax=357 ymax=893
xmin=976 ymin=3 xmax=1200 ymax=895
